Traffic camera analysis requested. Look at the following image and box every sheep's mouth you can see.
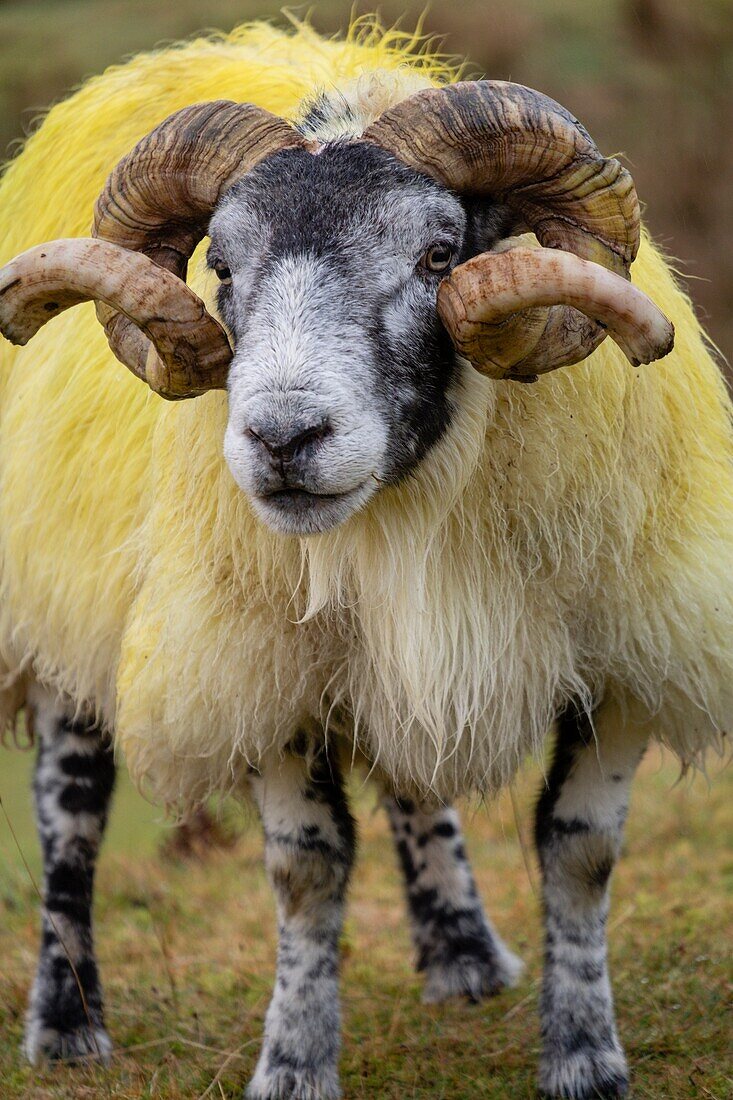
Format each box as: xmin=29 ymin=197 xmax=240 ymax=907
xmin=264 ymin=488 xmax=347 ymax=505
xmin=253 ymin=481 xmax=373 ymax=534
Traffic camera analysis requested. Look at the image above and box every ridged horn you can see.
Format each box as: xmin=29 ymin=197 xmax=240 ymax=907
xmin=0 ymin=101 xmax=308 ymax=399
xmin=0 ymin=238 xmax=232 ymax=399
xmin=363 ymin=81 xmax=639 ymax=273
xmin=94 ymin=100 xmax=306 ymax=269
xmin=437 ymin=244 xmax=675 ymax=382
xmin=90 ymin=100 xmax=308 ymax=397
xmin=363 ymin=81 xmax=674 ymax=377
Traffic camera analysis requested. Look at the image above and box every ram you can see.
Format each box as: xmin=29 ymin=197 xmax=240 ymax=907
xmin=0 ymin=19 xmax=730 ymax=1100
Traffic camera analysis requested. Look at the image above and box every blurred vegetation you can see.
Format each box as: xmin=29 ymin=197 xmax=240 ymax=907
xmin=0 ymin=0 xmax=732 ymax=369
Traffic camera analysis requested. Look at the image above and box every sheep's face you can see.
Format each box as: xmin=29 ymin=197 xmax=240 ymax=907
xmin=209 ymin=144 xmax=512 ymax=535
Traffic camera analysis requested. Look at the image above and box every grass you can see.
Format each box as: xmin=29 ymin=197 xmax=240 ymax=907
xmin=0 ymin=743 xmax=730 ymax=1098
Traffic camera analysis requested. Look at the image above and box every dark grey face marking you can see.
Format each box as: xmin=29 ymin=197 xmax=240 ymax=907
xmin=24 ymin=689 xmax=115 ymax=1065
xmin=209 ymin=141 xmax=516 ymax=534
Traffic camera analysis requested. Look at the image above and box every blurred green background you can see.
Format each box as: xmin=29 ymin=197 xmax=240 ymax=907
xmin=1 ymin=0 xmax=731 ymax=372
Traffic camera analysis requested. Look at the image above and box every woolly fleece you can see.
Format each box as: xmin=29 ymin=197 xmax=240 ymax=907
xmin=0 ymin=20 xmax=731 ymax=808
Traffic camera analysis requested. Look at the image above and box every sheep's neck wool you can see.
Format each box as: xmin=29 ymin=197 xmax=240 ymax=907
xmin=0 ymin=20 xmax=731 ymax=808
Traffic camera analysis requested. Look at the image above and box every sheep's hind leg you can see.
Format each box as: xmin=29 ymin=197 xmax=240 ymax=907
xmin=23 ymin=686 xmax=116 ymax=1065
xmin=247 ymin=734 xmax=356 ymax=1100
xmin=384 ymin=797 xmax=522 ymax=1004
xmin=536 ymin=705 xmax=647 ymax=1099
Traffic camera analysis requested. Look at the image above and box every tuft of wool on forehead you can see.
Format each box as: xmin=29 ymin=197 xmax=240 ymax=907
xmin=0 ymin=18 xmax=731 ymax=810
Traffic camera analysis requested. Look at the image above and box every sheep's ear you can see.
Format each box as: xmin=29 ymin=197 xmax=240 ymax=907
xmin=437 ymin=246 xmax=675 ymax=382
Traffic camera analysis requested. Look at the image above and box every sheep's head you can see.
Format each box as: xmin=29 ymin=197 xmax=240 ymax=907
xmin=208 ymin=140 xmax=520 ymax=533
xmin=0 ymin=83 xmax=675 ymax=535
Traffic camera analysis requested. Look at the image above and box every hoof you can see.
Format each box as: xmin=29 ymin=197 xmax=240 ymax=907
xmin=538 ymin=1046 xmax=629 ymax=1099
xmin=246 ymin=1061 xmax=341 ymax=1100
xmin=24 ymin=1019 xmax=112 ymax=1066
xmin=422 ymin=941 xmax=524 ymax=1004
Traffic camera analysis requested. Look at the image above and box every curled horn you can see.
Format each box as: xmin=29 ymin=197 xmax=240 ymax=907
xmin=438 ymin=244 xmax=675 ymax=381
xmin=0 ymin=101 xmax=308 ymax=399
xmin=363 ymin=81 xmax=674 ymax=378
xmin=0 ymin=238 xmax=232 ymax=398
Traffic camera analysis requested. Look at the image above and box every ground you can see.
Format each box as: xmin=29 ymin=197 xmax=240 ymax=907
xmin=0 ymin=741 xmax=730 ymax=1099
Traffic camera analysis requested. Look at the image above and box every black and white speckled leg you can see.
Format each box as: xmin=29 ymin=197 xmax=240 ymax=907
xmin=535 ymin=705 xmax=647 ymax=1099
xmin=247 ymin=734 xmax=356 ymax=1100
xmin=23 ymin=685 xmax=115 ymax=1065
xmin=384 ymin=797 xmax=523 ymax=1003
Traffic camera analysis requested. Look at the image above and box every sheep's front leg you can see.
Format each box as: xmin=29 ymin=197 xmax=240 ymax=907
xmin=384 ymin=797 xmax=522 ymax=1003
xmin=247 ymin=736 xmax=355 ymax=1100
xmin=536 ymin=706 xmax=646 ymax=1099
xmin=24 ymin=687 xmax=115 ymax=1064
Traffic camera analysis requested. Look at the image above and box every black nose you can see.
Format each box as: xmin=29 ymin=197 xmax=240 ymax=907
xmin=246 ymin=419 xmax=331 ymax=465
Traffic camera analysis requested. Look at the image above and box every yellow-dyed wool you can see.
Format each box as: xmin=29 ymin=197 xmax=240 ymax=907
xmin=0 ymin=20 xmax=731 ymax=808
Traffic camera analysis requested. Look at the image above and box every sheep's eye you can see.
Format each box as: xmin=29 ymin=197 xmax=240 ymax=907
xmin=215 ymin=264 xmax=232 ymax=284
xmin=421 ymin=244 xmax=454 ymax=274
